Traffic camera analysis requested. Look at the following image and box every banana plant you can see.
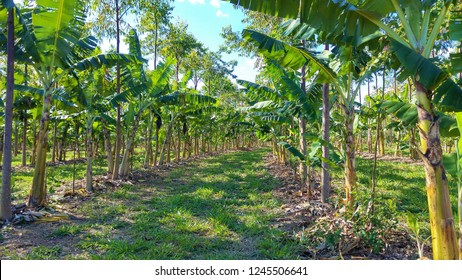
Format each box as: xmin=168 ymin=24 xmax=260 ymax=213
xmin=157 ymin=71 xmax=217 ymax=165
xmin=112 ymin=30 xmax=174 ymax=177
xmin=0 ymin=0 xmax=139 ymax=208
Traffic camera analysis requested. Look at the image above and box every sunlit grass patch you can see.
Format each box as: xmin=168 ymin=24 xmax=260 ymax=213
xmin=52 ymin=224 xmax=84 ymax=237
xmin=27 ymin=246 xmax=62 ymax=260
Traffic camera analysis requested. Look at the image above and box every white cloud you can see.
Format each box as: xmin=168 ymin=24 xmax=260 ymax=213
xmin=216 ymin=10 xmax=229 ymax=18
xmin=210 ymin=0 xmax=220 ymax=8
xmin=188 ymin=0 xmax=205 ymax=4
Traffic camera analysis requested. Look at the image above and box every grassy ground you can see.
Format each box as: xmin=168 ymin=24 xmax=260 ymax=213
xmin=330 ymin=154 xmax=459 ymax=243
xmin=4 ymin=155 xmax=107 ymax=203
xmin=0 ymin=148 xmax=459 ymax=259
xmin=1 ymin=149 xmax=302 ymax=259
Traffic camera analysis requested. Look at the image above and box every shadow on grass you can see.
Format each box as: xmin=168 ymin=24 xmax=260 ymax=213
xmin=70 ymin=149 xmax=300 ymax=260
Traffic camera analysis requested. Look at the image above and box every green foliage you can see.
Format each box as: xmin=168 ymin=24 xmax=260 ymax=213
xmin=278 ymin=141 xmax=305 ymax=161
xmin=27 ymin=246 xmax=62 ymax=260
xmin=242 ymin=29 xmax=337 ymax=84
xmin=52 ymin=224 xmax=84 ymax=237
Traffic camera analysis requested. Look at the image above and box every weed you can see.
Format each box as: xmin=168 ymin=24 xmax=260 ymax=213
xmin=52 ymin=224 xmax=83 ymax=237
xmin=27 ymin=246 xmax=62 ymax=260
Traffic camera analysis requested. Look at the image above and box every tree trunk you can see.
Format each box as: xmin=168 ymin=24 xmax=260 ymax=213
xmin=31 ymin=123 xmax=37 ymax=165
xmin=395 ymin=131 xmax=400 ymax=157
xmin=154 ymin=18 xmax=159 ymax=70
xmin=378 ymin=120 xmax=385 ymax=156
xmin=144 ymin=113 xmax=153 ymax=168
xmin=112 ymin=0 xmax=122 ymax=180
xmin=52 ymin=118 xmax=57 ymax=162
xmin=344 ymin=106 xmax=356 ymax=207
xmin=28 ymin=92 xmax=52 ymax=208
xmin=86 ymin=119 xmax=93 ymax=192
xmin=321 ymin=81 xmax=331 ymax=203
xmin=414 ymin=81 xmax=458 ymax=260
xmin=153 ymin=126 xmax=160 ymax=167
xmin=102 ymin=120 xmax=114 ymax=175
xmin=367 ymin=79 xmax=372 ymax=153
xmin=166 ymin=135 xmax=171 ymax=163
xmin=176 ymin=124 xmax=181 ymax=161
xmin=1 ymin=7 xmax=14 ymax=220
xmin=21 ymin=117 xmax=27 ymax=167
xmin=119 ymin=115 xmax=141 ymax=177
xmin=159 ymin=119 xmax=174 ymax=165
xmin=0 ymin=131 xmax=3 ymax=167
xmin=299 ymin=61 xmax=308 ymax=193
xmin=183 ymin=123 xmax=189 ymax=159
xmin=194 ymin=134 xmax=199 ymax=156
xmin=59 ymin=123 xmax=68 ymax=161
xmin=13 ymin=122 xmax=19 ymax=157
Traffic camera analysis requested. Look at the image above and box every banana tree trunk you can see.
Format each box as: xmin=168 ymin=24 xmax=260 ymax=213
xmin=176 ymin=124 xmax=181 ymax=161
xmin=59 ymin=123 xmax=68 ymax=161
xmin=344 ymin=106 xmax=356 ymax=207
xmin=154 ymin=125 xmax=160 ymax=166
xmin=86 ymin=118 xmax=93 ymax=192
xmin=159 ymin=119 xmax=174 ymax=165
xmin=272 ymin=135 xmax=277 ymax=158
xmin=379 ymin=122 xmax=385 ymax=156
xmin=194 ymin=133 xmax=199 ymax=156
xmin=102 ymin=119 xmax=114 ymax=175
xmin=112 ymin=106 xmax=122 ymax=179
xmin=28 ymin=92 xmax=52 ymax=208
xmin=183 ymin=126 xmax=190 ymax=159
xmin=414 ymin=81 xmax=458 ymax=260
xmin=52 ymin=118 xmax=57 ymax=162
xmin=21 ymin=117 xmax=27 ymax=167
xmin=144 ymin=113 xmax=153 ymax=168
xmin=119 ymin=115 xmax=141 ymax=177
xmin=31 ymin=123 xmax=37 ymax=165
xmin=166 ymin=136 xmax=171 ymax=163
xmin=395 ymin=131 xmax=401 ymax=157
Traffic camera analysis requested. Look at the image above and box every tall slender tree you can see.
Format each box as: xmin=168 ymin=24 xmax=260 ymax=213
xmin=321 ymin=44 xmax=331 ymax=203
xmin=89 ymin=0 xmax=138 ymax=179
xmin=0 ymin=0 xmax=15 ymax=221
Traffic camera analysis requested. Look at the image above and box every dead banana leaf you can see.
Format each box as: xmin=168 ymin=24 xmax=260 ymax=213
xmin=35 ymin=213 xmax=69 ymax=223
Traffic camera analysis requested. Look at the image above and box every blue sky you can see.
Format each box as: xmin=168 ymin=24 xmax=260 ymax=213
xmin=172 ymin=0 xmax=257 ymax=82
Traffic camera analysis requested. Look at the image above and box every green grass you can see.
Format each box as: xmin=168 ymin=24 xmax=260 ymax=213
xmin=329 ymin=155 xmax=459 ymax=240
xmin=1 ymin=154 xmax=108 ymax=203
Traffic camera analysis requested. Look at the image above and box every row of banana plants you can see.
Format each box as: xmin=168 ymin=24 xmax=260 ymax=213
xmin=228 ymin=0 xmax=462 ymax=259
xmin=0 ymin=1 xmax=254 ymax=221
